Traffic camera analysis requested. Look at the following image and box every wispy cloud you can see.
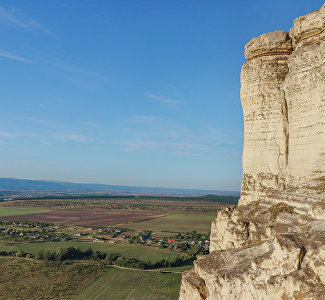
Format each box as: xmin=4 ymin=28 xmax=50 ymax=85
xmin=122 ymin=137 xmax=242 ymax=158
xmin=43 ymin=57 xmax=108 ymax=80
xmin=0 ymin=113 xmax=101 ymax=145
xmin=0 ymin=7 xmax=51 ymax=35
xmin=147 ymin=94 xmax=185 ymax=104
xmin=122 ymin=114 xmax=243 ymax=157
xmin=0 ymin=131 xmax=15 ymax=138
xmin=173 ymin=151 xmax=202 ymax=157
xmin=35 ymin=56 xmax=109 ymax=89
xmin=0 ymin=113 xmax=104 ymax=136
xmin=28 ymin=117 xmax=95 ymax=132
xmin=123 ymin=140 xmax=197 ymax=152
xmin=0 ymin=49 xmax=32 ymax=63
xmin=131 ymin=115 xmax=165 ymax=122
xmin=215 ymin=149 xmax=242 ymax=159
xmin=55 ymin=134 xmax=90 ymax=143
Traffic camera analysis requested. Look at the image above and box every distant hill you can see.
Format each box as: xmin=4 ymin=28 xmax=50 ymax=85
xmin=0 ymin=177 xmax=240 ymax=197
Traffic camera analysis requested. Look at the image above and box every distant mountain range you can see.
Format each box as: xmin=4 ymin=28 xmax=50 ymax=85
xmin=0 ymin=177 xmax=240 ymax=197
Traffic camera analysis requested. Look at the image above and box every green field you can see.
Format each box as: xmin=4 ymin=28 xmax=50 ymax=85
xmin=0 ymin=241 xmax=177 ymax=262
xmin=159 ymin=265 xmax=193 ymax=272
xmin=0 ymin=207 xmax=49 ymax=217
xmin=73 ymin=267 xmax=182 ymax=300
xmin=123 ymin=214 xmax=216 ymax=232
xmin=0 ymin=257 xmax=106 ymax=300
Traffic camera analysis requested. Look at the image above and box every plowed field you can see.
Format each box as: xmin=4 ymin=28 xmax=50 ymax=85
xmin=1 ymin=210 xmax=167 ymax=226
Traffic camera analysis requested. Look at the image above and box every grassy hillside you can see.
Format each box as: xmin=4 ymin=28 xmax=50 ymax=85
xmin=73 ymin=267 xmax=182 ymax=300
xmin=0 ymin=257 xmax=106 ymax=300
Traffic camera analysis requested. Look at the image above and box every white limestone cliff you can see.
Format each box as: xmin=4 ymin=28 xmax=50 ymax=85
xmin=179 ymin=4 xmax=325 ymax=299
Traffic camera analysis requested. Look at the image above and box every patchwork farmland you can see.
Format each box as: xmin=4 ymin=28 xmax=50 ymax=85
xmin=1 ymin=209 xmax=167 ymax=226
xmin=122 ymin=214 xmax=217 ymax=233
xmin=0 ymin=194 xmax=238 ymax=299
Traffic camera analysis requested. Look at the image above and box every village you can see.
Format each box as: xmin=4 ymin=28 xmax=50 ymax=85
xmin=0 ymin=220 xmax=210 ymax=255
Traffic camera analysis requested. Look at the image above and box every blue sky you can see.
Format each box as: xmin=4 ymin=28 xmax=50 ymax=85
xmin=0 ymin=0 xmax=323 ymax=191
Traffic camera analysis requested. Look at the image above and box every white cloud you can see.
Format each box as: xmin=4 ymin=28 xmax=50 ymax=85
xmin=129 ymin=115 xmax=185 ymax=135
xmin=0 ymin=7 xmax=51 ymax=34
xmin=55 ymin=134 xmax=89 ymax=143
xmin=124 ymin=140 xmax=193 ymax=151
xmin=131 ymin=115 xmax=165 ymax=122
xmin=173 ymin=151 xmax=202 ymax=157
xmin=147 ymin=94 xmax=185 ymax=104
xmin=37 ymin=56 xmax=109 ymax=88
xmin=28 ymin=117 xmax=93 ymax=131
xmin=0 ymin=112 xmax=100 ymax=132
xmin=120 ymin=116 xmax=243 ymax=157
xmin=0 ymin=49 xmax=32 ymax=63
xmin=122 ymin=139 xmax=208 ymax=157
xmin=0 ymin=131 xmax=15 ymax=138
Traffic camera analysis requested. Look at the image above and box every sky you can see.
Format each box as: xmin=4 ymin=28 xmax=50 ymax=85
xmin=0 ymin=0 xmax=323 ymax=191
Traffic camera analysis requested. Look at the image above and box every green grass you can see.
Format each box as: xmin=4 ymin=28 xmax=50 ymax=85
xmin=72 ymin=267 xmax=182 ymax=300
xmin=0 ymin=257 xmax=106 ymax=300
xmin=0 ymin=241 xmax=177 ymax=262
xmin=0 ymin=207 xmax=49 ymax=217
xmin=124 ymin=214 xmax=216 ymax=232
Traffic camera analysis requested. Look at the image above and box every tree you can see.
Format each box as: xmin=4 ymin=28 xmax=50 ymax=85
xmin=16 ymin=250 xmax=25 ymax=257
xmin=35 ymin=250 xmax=45 ymax=260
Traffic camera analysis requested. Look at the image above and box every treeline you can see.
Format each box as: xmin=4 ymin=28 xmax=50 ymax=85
xmin=0 ymin=247 xmax=194 ymax=269
xmin=140 ymin=195 xmax=239 ymax=204
xmin=0 ymin=247 xmax=101 ymax=261
xmin=0 ymin=220 xmax=53 ymax=227
xmin=13 ymin=194 xmax=239 ymax=205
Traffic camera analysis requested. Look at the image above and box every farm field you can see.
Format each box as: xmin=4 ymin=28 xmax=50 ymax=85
xmin=1 ymin=194 xmax=238 ymax=214
xmin=0 ymin=196 xmax=221 ymax=299
xmin=0 ymin=241 xmax=177 ymax=262
xmin=1 ymin=209 xmax=166 ymax=226
xmin=0 ymin=207 xmax=49 ymax=217
xmin=0 ymin=257 xmax=106 ymax=300
xmin=72 ymin=266 xmax=182 ymax=300
xmin=123 ymin=214 xmax=216 ymax=232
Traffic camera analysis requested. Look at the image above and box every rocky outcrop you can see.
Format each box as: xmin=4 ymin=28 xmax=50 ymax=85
xmin=240 ymin=3 xmax=325 ymax=213
xmin=180 ymin=4 xmax=325 ymax=299
xmin=240 ymin=16 xmax=325 ymax=210
xmin=240 ymin=30 xmax=291 ymax=206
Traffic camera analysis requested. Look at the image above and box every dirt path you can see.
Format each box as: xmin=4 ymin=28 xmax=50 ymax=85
xmin=108 ymin=264 xmax=183 ymax=274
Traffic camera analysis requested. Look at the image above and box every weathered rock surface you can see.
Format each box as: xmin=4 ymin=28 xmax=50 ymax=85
xmin=240 ymin=3 xmax=325 ymax=211
xmin=240 ymin=4 xmax=325 ymax=209
xmin=180 ymin=4 xmax=325 ymax=299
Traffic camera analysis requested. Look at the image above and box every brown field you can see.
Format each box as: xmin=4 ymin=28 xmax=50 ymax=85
xmin=0 ymin=195 xmax=235 ymax=214
xmin=1 ymin=209 xmax=167 ymax=226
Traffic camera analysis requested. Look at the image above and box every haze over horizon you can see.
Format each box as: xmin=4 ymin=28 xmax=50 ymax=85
xmin=1 ymin=0 xmax=323 ymax=191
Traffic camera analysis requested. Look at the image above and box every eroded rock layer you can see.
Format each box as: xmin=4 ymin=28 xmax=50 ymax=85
xmin=240 ymin=5 xmax=325 ymax=209
xmin=180 ymin=4 xmax=325 ymax=299
xmin=240 ymin=30 xmax=291 ymax=205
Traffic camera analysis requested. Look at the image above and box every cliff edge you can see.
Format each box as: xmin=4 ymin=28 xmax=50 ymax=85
xmin=179 ymin=4 xmax=325 ymax=299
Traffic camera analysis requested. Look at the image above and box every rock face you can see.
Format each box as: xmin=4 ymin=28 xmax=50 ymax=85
xmin=240 ymin=30 xmax=292 ymax=205
xmin=179 ymin=4 xmax=325 ymax=299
